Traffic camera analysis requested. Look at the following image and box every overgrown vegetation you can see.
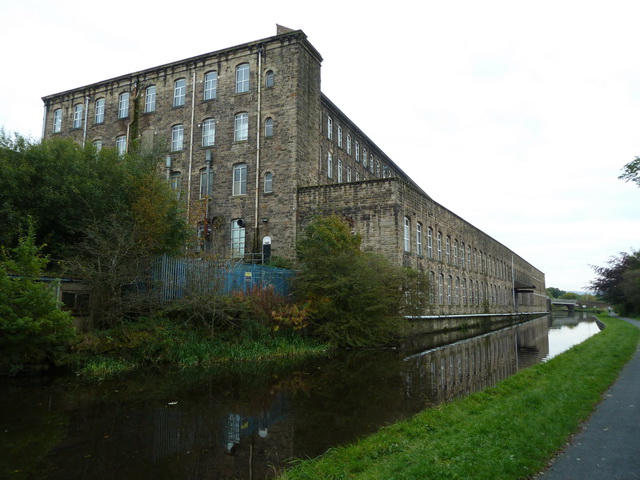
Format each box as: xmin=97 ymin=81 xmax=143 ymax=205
xmin=0 ymin=228 xmax=77 ymax=370
xmin=294 ymin=215 xmax=428 ymax=347
xmin=280 ymin=315 xmax=640 ymax=479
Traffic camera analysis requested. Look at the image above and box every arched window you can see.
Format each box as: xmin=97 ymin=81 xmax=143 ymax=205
xmin=53 ymin=109 xmax=62 ymax=133
xmin=327 ymin=152 xmax=333 ymax=178
xmin=144 ymin=86 xmax=156 ymax=113
xmin=73 ymin=103 xmax=83 ymax=129
xmin=173 ymin=78 xmax=186 ymax=107
xmin=416 ymin=223 xmax=423 ymax=256
xmin=236 ymin=63 xmax=250 ymax=93
xmin=171 ymin=124 xmax=184 ymax=151
xmin=265 ymin=70 xmax=274 ymax=88
xmin=231 ymin=219 xmax=246 ymax=257
xmin=202 ymin=118 xmax=215 ymax=146
xmin=95 ymin=98 xmax=105 ymax=123
xmin=264 ymin=117 xmax=273 ymax=137
xmin=204 ymin=71 xmax=217 ymax=100
xmin=264 ymin=172 xmax=273 ymax=193
xmin=234 ymin=113 xmax=248 ymax=141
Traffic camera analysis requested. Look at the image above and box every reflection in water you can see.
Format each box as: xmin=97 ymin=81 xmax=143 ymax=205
xmin=0 ymin=313 xmax=599 ymax=479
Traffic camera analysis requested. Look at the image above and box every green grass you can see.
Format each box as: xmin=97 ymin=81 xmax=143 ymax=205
xmin=280 ymin=315 xmax=640 ymax=480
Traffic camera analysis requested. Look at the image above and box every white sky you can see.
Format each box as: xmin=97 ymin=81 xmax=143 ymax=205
xmin=1 ymin=0 xmax=638 ymax=292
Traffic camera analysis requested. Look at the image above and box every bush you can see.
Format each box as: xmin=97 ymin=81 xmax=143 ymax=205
xmin=0 ymin=228 xmax=77 ymax=369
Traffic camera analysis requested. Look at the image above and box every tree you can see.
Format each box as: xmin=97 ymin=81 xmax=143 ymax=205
xmin=619 ymin=156 xmax=640 ymax=187
xmin=590 ymin=250 xmax=640 ymax=315
xmin=0 ymin=133 xmax=188 ymax=263
xmin=295 ymin=215 xmax=425 ymax=347
xmin=0 ymin=227 xmax=77 ymax=368
xmin=546 ymin=287 xmax=566 ymax=298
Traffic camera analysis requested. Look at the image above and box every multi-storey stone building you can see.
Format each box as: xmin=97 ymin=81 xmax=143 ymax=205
xmin=41 ymin=25 xmax=547 ymax=315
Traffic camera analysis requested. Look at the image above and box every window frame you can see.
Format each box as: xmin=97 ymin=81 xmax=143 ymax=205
xmin=265 ymin=70 xmax=275 ymax=88
xmin=118 ymin=92 xmax=129 ymax=118
xmin=202 ymin=118 xmax=215 ymax=147
xmin=173 ymin=78 xmax=186 ymax=107
xmin=53 ymin=109 xmax=62 ymax=133
xmin=327 ymin=152 xmax=333 ymax=178
xmin=263 ymin=172 xmax=273 ymax=193
xmin=264 ymin=117 xmax=273 ymax=137
xmin=94 ymin=98 xmax=105 ymax=124
xmin=234 ymin=113 xmax=249 ymax=142
xmin=73 ymin=103 xmax=83 ymax=129
xmin=204 ymin=71 xmax=217 ymax=100
xmin=232 ymin=163 xmax=247 ymax=196
xmin=403 ymin=217 xmax=411 ymax=252
xmin=416 ymin=222 xmax=423 ymax=256
xmin=144 ymin=86 xmax=156 ymax=113
xmin=236 ymin=63 xmax=250 ymax=93
xmin=199 ymin=168 xmax=213 ymax=198
xmin=171 ymin=124 xmax=184 ymax=152
xmin=116 ymin=135 xmax=127 ymax=156
xmin=231 ymin=219 xmax=246 ymax=258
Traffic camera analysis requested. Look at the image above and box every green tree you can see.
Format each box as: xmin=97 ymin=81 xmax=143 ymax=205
xmin=0 ymin=228 xmax=77 ymax=368
xmin=590 ymin=250 xmax=640 ymax=315
xmin=0 ymin=132 xmax=187 ymax=263
xmin=619 ymin=156 xmax=640 ymax=187
xmin=546 ymin=287 xmax=566 ymax=298
xmin=560 ymin=292 xmax=579 ymax=300
xmin=295 ymin=215 xmax=423 ymax=347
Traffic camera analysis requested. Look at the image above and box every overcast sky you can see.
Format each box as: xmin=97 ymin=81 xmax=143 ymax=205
xmin=1 ymin=0 xmax=638 ymax=292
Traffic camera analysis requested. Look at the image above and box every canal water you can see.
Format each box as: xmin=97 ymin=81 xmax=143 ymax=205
xmin=0 ymin=312 xmax=598 ymax=479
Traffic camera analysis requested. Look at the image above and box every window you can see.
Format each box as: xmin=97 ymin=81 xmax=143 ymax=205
xmin=370 ymin=155 xmax=374 ymax=173
xmin=264 ymin=172 xmax=273 ymax=193
xmin=173 ymin=78 xmax=186 ymax=107
xmin=234 ymin=113 xmax=248 ymax=141
xmin=327 ymin=116 xmax=333 ymax=140
xmin=265 ymin=70 xmax=274 ymax=88
xmin=347 ymin=165 xmax=352 ymax=182
xmin=376 ymin=160 xmax=381 ymax=177
xmin=118 ymin=92 xmax=129 ymax=118
xmin=337 ymin=159 xmax=343 ymax=183
xmin=231 ymin=219 xmax=246 ymax=257
xmin=338 ymin=126 xmax=342 ymax=148
xmin=171 ymin=124 xmax=184 ymax=151
xmin=73 ymin=104 xmax=83 ymax=129
xmin=346 ymin=134 xmax=351 ymax=155
xmin=116 ymin=135 xmax=127 ymax=156
xmin=355 ymin=141 xmax=360 ymax=162
xmin=447 ymin=276 xmax=452 ymax=304
xmin=233 ymin=163 xmax=247 ymax=195
xmin=437 ymin=232 xmax=442 ymax=261
xmin=199 ymin=168 xmax=213 ymax=198
xmin=417 ymin=223 xmax=423 ymax=256
xmin=455 ymin=277 xmax=460 ymax=304
xmin=363 ymin=148 xmax=367 ymax=168
xmin=53 ymin=109 xmax=62 ymax=133
xmin=461 ymin=242 xmax=466 ymax=269
xmin=236 ymin=63 xmax=249 ymax=93
xmin=95 ymin=98 xmax=105 ymax=124
xmin=145 ymin=86 xmax=156 ymax=113
xmin=446 ymin=236 xmax=451 ymax=264
xmin=327 ymin=152 xmax=333 ymax=178
xmin=404 ymin=217 xmax=410 ymax=252
xmin=355 ymin=172 xmax=360 ymax=181
xmin=202 ymin=118 xmax=215 ymax=147
xmin=427 ymin=227 xmax=433 ymax=259
xmin=462 ymin=279 xmax=467 ymax=304
xmin=92 ymin=140 xmax=102 ymax=151
xmin=204 ymin=71 xmax=217 ymax=100
xmin=170 ymin=172 xmax=181 ymax=198
xmin=438 ymin=274 xmax=444 ymax=304
xmin=453 ymin=240 xmax=458 ymax=266
xmin=264 ymin=117 xmax=273 ymax=137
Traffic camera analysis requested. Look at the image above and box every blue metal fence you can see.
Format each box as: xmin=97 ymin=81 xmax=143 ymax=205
xmin=152 ymin=255 xmax=294 ymax=302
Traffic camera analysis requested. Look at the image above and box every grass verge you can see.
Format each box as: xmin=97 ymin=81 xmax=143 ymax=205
xmin=280 ymin=315 xmax=640 ymax=480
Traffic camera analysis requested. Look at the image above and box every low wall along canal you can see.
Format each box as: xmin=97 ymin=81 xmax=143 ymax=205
xmin=1 ymin=312 xmax=599 ymax=479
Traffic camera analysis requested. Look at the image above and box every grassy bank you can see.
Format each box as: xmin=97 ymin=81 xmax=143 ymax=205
xmin=67 ymin=316 xmax=326 ymax=381
xmin=280 ymin=315 xmax=640 ymax=480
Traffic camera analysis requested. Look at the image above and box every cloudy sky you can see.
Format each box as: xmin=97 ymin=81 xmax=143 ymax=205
xmin=1 ymin=0 xmax=638 ymax=292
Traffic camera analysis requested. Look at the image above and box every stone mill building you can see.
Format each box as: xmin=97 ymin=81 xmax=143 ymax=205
xmin=41 ymin=25 xmax=547 ymax=317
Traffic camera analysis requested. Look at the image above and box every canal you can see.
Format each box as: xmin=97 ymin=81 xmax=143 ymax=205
xmin=0 ymin=312 xmax=599 ymax=479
